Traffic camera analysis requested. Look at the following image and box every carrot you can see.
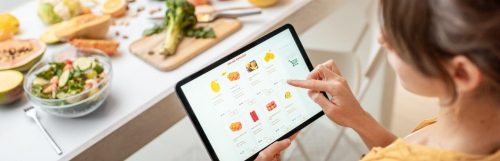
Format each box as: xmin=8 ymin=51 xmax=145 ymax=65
xmin=70 ymin=39 xmax=119 ymax=56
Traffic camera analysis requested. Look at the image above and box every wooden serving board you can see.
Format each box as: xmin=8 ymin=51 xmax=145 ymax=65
xmin=129 ymin=18 xmax=242 ymax=71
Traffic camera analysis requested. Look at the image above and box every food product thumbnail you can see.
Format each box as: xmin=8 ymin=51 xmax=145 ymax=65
xmin=264 ymin=51 xmax=275 ymax=62
xmin=227 ymin=71 xmax=240 ymax=81
xmin=284 ymin=91 xmax=292 ymax=99
xmin=250 ymin=110 xmax=259 ymax=122
xmin=229 ymin=121 xmax=242 ymax=132
xmin=211 ymin=80 xmax=221 ymax=93
xmin=245 ymin=60 xmax=258 ymax=72
xmin=266 ymin=101 xmax=277 ymax=111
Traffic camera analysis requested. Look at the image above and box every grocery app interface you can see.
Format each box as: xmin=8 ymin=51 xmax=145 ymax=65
xmin=181 ymin=29 xmax=321 ymax=161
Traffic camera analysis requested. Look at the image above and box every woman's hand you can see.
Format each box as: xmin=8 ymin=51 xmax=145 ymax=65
xmin=287 ymin=60 xmax=368 ymax=128
xmin=288 ymin=60 xmax=396 ymax=148
xmin=255 ymin=133 xmax=299 ymax=161
xmin=255 ymin=139 xmax=291 ymax=161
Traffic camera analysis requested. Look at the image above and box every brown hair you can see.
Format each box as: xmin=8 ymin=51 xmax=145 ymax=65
xmin=379 ymin=0 xmax=500 ymax=103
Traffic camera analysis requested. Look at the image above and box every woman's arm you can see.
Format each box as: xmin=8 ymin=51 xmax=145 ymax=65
xmin=350 ymin=110 xmax=397 ymax=149
xmin=256 ymin=60 xmax=396 ymax=161
xmin=288 ymin=60 xmax=396 ymax=149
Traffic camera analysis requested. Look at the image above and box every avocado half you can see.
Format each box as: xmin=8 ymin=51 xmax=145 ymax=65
xmin=0 ymin=70 xmax=24 ymax=105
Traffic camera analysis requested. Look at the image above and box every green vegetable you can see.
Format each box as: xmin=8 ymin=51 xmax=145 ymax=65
xmin=143 ymin=23 xmax=216 ymax=39
xmin=36 ymin=62 xmax=64 ymax=80
xmin=65 ymin=79 xmax=85 ymax=95
xmin=58 ymin=70 xmax=71 ymax=87
xmin=37 ymin=3 xmax=63 ymax=24
xmin=94 ymin=63 xmax=104 ymax=74
xmin=37 ymin=0 xmax=83 ymax=24
xmin=186 ymin=27 xmax=216 ymax=39
xmin=143 ymin=24 xmax=166 ymax=36
xmin=74 ymin=57 xmax=92 ymax=71
xmin=33 ymin=78 xmax=49 ymax=86
xmin=142 ymin=0 xmax=216 ymax=54
xmin=73 ymin=68 xmax=82 ymax=78
xmin=61 ymin=0 xmax=82 ymax=18
xmin=32 ymin=84 xmax=52 ymax=99
xmin=161 ymin=0 xmax=198 ymax=56
xmin=56 ymin=92 xmax=70 ymax=99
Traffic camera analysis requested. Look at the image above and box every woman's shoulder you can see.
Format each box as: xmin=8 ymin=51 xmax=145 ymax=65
xmin=360 ymin=139 xmax=500 ymax=161
xmin=360 ymin=117 xmax=500 ymax=161
xmin=411 ymin=116 xmax=437 ymax=133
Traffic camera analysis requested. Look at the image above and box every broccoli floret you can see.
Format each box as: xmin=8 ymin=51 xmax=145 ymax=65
xmin=162 ymin=0 xmax=197 ymax=56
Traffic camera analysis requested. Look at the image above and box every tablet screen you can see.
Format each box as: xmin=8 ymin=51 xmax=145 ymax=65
xmin=179 ymin=27 xmax=322 ymax=161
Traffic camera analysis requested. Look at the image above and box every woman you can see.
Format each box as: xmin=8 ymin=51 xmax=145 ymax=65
xmin=256 ymin=0 xmax=500 ymax=160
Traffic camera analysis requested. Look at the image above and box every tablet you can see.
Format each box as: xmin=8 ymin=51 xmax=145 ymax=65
xmin=176 ymin=24 xmax=324 ymax=161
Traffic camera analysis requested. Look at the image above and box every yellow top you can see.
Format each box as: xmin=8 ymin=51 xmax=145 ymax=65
xmin=361 ymin=117 xmax=500 ymax=161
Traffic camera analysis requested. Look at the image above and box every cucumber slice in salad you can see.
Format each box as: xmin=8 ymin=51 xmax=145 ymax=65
xmin=58 ymin=70 xmax=70 ymax=87
xmin=56 ymin=92 xmax=70 ymax=99
xmin=33 ymin=77 xmax=49 ymax=86
xmin=74 ymin=57 xmax=93 ymax=71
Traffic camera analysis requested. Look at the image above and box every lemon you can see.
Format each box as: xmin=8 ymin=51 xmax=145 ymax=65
xmin=102 ymin=0 xmax=127 ymax=18
xmin=264 ymin=51 xmax=275 ymax=62
xmin=211 ymin=81 xmax=221 ymax=93
xmin=249 ymin=0 xmax=278 ymax=8
xmin=285 ymin=91 xmax=292 ymax=99
xmin=0 ymin=13 xmax=20 ymax=34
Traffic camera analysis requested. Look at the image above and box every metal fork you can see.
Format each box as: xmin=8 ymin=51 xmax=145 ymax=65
xmin=149 ymin=7 xmax=262 ymax=23
xmin=23 ymin=106 xmax=63 ymax=155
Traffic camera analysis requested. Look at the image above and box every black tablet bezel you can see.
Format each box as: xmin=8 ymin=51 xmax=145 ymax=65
xmin=176 ymin=24 xmax=325 ymax=161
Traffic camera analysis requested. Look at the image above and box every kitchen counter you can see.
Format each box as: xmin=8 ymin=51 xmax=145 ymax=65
xmin=0 ymin=0 xmax=345 ymax=160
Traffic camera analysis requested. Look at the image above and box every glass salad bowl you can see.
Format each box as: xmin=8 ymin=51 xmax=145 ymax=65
xmin=24 ymin=47 xmax=113 ymax=118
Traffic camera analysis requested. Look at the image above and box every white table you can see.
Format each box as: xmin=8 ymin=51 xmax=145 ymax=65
xmin=0 ymin=0 xmax=346 ymax=160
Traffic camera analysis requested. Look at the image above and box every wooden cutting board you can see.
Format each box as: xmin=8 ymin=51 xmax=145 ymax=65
xmin=129 ymin=18 xmax=241 ymax=71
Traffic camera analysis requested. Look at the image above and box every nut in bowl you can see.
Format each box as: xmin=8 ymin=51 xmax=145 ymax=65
xmin=24 ymin=47 xmax=112 ymax=118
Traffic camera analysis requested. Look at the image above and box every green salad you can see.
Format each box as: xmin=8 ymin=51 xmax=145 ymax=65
xmin=31 ymin=57 xmax=107 ymax=99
